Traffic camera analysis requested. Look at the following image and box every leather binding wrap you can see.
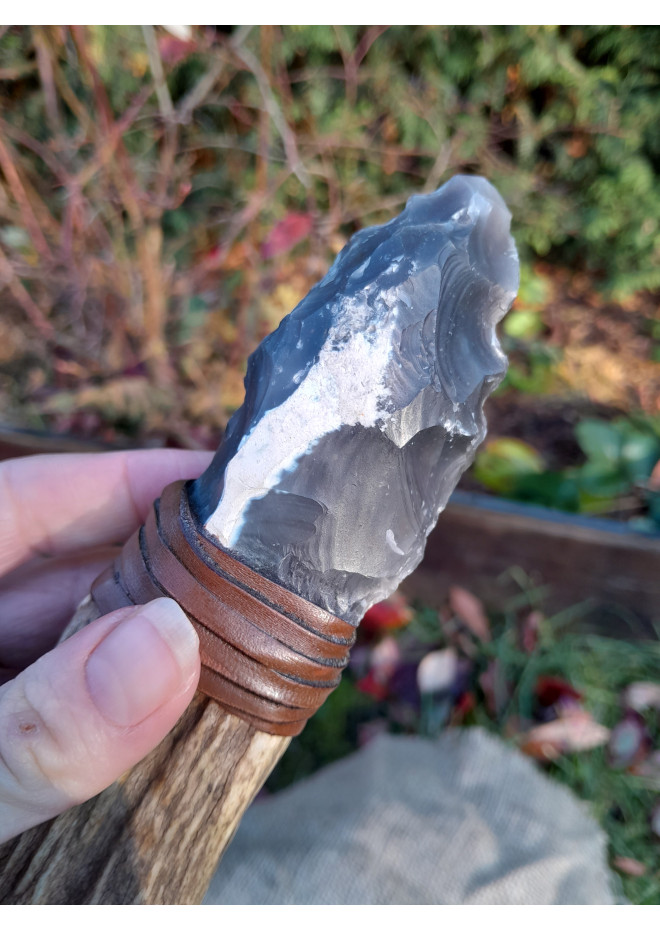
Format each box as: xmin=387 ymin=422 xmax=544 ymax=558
xmin=91 ymin=480 xmax=356 ymax=736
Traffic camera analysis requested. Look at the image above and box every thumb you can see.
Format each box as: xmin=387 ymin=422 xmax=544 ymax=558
xmin=0 ymin=598 xmax=200 ymax=843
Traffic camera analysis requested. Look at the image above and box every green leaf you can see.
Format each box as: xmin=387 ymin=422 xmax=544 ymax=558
xmin=575 ymin=420 xmax=623 ymax=466
xmin=577 ymin=462 xmax=630 ymax=499
xmin=473 ymin=438 xmax=545 ymax=494
xmin=503 ymin=310 xmax=545 ymax=340
xmin=620 ymin=431 xmax=660 ymax=483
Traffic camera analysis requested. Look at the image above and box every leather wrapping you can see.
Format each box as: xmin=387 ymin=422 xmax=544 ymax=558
xmin=91 ymin=480 xmax=356 ymax=736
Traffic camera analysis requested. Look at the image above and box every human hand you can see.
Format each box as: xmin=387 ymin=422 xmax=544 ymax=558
xmin=0 ymin=449 xmax=212 ymax=844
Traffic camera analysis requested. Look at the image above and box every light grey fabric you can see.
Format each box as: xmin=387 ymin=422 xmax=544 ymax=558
xmin=204 ymin=729 xmax=617 ymax=905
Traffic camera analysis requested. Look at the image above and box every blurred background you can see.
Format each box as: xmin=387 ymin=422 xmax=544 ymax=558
xmin=1 ymin=25 xmax=659 ymax=900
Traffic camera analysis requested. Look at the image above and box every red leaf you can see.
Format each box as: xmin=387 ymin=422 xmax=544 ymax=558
xmin=158 ymin=35 xmax=196 ymax=66
xmin=451 ymin=691 xmax=477 ymax=725
xmin=356 ymin=669 xmax=388 ymax=701
xmin=261 ymin=212 xmax=313 ymax=259
xmin=535 ymin=675 xmax=582 ymax=708
xmin=449 ymin=586 xmax=491 ymax=642
xmin=361 ymin=593 xmax=412 ymax=635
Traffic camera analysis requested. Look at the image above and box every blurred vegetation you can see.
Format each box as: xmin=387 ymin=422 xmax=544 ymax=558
xmin=475 ymin=415 xmax=660 ymax=530
xmin=0 ymin=25 xmax=659 ymax=524
xmin=270 ymin=583 xmax=660 ymax=903
xmin=2 ymin=27 xmax=658 ymax=900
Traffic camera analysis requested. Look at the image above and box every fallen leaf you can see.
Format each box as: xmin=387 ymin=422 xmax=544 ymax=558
xmin=158 ymin=34 xmax=196 ymax=65
xmin=521 ymin=610 xmax=543 ymax=653
xmin=612 ymin=856 xmax=647 ymax=877
xmin=417 ymin=648 xmax=458 ymax=695
xmin=479 ymin=659 xmax=509 ymax=717
xmin=648 ymin=458 xmax=660 ymax=491
xmin=520 ymin=709 xmax=609 ymax=760
xmin=535 ymin=675 xmax=582 ymax=708
xmin=369 ymin=636 xmax=401 ymax=683
xmin=261 ymin=212 xmax=313 ymax=259
xmin=449 ymin=586 xmax=491 ymax=642
xmin=356 ymin=670 xmax=388 ymax=702
xmin=450 ymin=691 xmax=476 ymax=725
xmin=608 ymin=711 xmax=652 ymax=770
xmin=623 ymin=681 xmax=660 ymax=712
xmin=361 ymin=593 xmax=413 ymax=635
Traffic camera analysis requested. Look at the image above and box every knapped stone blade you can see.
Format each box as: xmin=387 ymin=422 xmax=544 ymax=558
xmin=192 ymin=175 xmax=519 ymax=624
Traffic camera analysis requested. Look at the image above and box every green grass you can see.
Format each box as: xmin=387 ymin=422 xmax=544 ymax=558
xmin=269 ymin=587 xmax=660 ymax=904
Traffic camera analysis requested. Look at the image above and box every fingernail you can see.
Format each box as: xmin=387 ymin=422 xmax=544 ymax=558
xmin=86 ymin=599 xmax=199 ymax=727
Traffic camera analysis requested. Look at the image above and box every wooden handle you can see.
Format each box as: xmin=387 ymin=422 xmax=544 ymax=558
xmin=0 ymin=597 xmax=290 ymax=904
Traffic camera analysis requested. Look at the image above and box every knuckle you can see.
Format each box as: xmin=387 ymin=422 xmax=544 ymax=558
xmin=0 ymin=675 xmax=89 ymax=806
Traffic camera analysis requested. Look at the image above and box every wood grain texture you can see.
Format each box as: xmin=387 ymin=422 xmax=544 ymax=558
xmin=0 ymin=598 xmax=290 ymax=904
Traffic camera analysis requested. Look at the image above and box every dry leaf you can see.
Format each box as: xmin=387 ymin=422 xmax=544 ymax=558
xmin=649 ymin=458 xmax=660 ymax=491
xmin=520 ymin=709 xmax=610 ymax=760
xmin=369 ymin=636 xmax=401 ymax=682
xmin=612 ymin=856 xmax=647 ymax=877
xmin=449 ymin=586 xmax=491 ymax=642
xmin=608 ymin=711 xmax=651 ymax=770
xmin=521 ymin=610 xmax=543 ymax=653
xmin=623 ymin=681 xmax=660 ymax=712
xmin=479 ymin=659 xmax=509 ymax=717
xmin=417 ymin=648 xmax=458 ymax=695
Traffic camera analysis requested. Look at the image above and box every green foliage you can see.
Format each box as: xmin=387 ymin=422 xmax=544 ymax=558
xmin=271 ymin=24 xmax=660 ymax=294
xmin=474 ymin=416 xmax=660 ymax=525
xmin=2 ymin=26 xmax=660 ymax=300
xmin=0 ymin=27 xmax=658 ymax=443
xmin=271 ymin=583 xmax=660 ymax=904
xmin=473 ymin=437 xmax=545 ymax=495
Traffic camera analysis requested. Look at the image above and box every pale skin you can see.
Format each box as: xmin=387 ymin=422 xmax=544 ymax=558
xmin=0 ymin=449 xmax=212 ymax=844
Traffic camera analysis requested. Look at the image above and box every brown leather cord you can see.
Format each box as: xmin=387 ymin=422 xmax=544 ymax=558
xmin=91 ymin=480 xmax=356 ymax=736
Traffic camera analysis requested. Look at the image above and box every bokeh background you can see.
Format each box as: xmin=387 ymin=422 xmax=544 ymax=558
xmin=1 ymin=25 xmax=659 ymax=526
xmin=1 ymin=26 xmax=659 ymax=901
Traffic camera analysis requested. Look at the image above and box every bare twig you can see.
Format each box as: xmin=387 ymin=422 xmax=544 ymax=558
xmin=232 ymin=41 xmax=310 ymax=189
xmin=73 ymin=85 xmax=154 ymax=191
xmin=0 ymin=118 xmax=69 ymax=183
xmin=0 ymin=136 xmax=54 ymax=262
xmin=354 ymin=25 xmax=389 ymax=67
xmin=256 ymin=26 xmax=273 ymax=195
xmin=33 ymin=28 xmax=63 ymax=135
xmin=0 ymin=245 xmax=54 ymax=337
xmin=142 ymin=25 xmax=174 ymax=122
xmin=175 ymin=55 xmax=226 ymax=124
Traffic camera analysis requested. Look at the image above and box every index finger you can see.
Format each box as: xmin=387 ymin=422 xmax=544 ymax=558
xmin=0 ymin=449 xmax=213 ymax=578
